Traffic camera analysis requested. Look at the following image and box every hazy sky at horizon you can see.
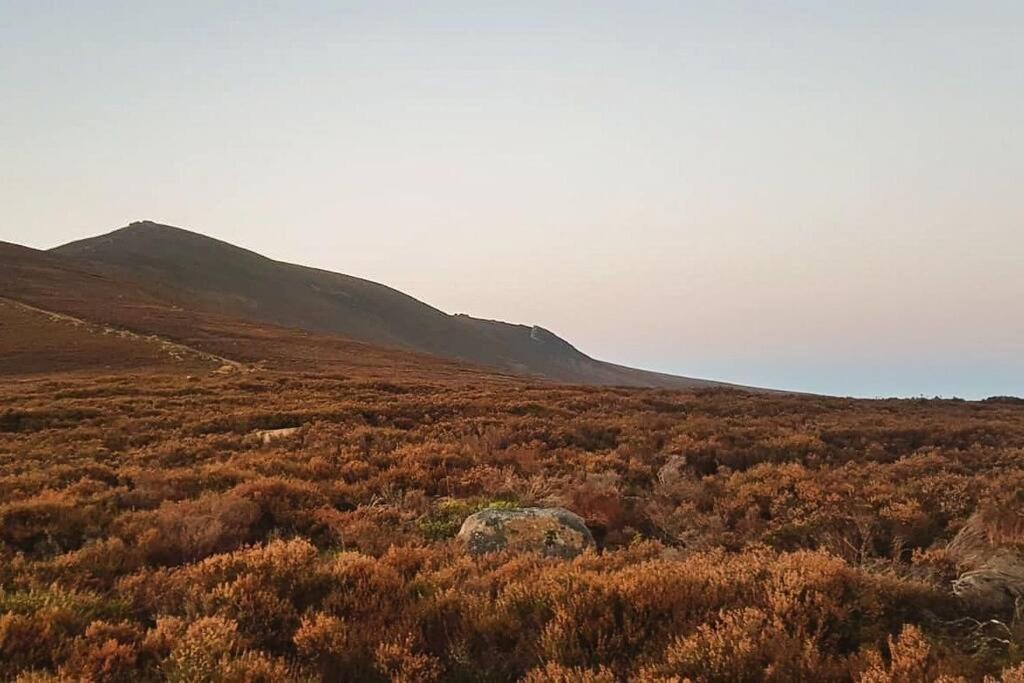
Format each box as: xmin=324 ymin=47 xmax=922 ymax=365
xmin=2 ymin=1 xmax=1022 ymax=398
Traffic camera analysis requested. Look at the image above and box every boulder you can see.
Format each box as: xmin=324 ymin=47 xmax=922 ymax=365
xmin=948 ymin=509 xmax=1024 ymax=614
xmin=457 ymin=507 xmax=595 ymax=558
xmin=952 ymin=563 xmax=1024 ymax=613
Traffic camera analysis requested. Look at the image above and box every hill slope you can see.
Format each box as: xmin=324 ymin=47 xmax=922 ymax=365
xmin=0 ymin=297 xmax=219 ymax=376
xmin=0 ymin=240 xmax=493 ymax=382
xmin=53 ymin=221 xmax=745 ymax=389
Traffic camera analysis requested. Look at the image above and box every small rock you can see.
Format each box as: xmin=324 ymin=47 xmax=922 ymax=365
xmin=657 ymin=455 xmax=688 ymax=485
xmin=255 ymin=427 xmax=301 ymax=446
xmin=457 ymin=507 xmax=595 ymax=558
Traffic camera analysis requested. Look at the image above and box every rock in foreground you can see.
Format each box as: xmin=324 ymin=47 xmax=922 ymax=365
xmin=948 ymin=508 xmax=1024 ymax=614
xmin=457 ymin=507 xmax=595 ymax=558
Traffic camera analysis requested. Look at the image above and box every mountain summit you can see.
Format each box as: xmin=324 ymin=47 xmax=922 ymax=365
xmin=52 ymin=221 xmax=743 ymax=389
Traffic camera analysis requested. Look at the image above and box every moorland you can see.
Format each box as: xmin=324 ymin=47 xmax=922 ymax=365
xmin=1 ymin=226 xmax=1023 ymax=681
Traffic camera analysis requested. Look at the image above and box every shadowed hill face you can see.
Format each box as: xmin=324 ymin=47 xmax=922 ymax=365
xmin=54 ymin=222 xmax=450 ymax=349
xmin=0 ymin=240 xmax=492 ymax=382
xmin=52 ymin=221 xmax=746 ymax=390
xmin=0 ymin=240 xmax=165 ymax=312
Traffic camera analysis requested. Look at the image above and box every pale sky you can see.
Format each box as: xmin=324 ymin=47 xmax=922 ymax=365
xmin=2 ymin=1 xmax=1022 ymax=398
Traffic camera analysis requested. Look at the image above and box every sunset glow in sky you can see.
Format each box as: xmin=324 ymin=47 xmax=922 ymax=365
xmin=3 ymin=2 xmax=1022 ymax=397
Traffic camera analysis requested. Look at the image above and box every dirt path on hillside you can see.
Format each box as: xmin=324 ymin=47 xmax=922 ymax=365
xmin=1 ymin=297 xmax=246 ymax=373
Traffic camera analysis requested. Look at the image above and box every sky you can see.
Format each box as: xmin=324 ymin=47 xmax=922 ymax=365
xmin=2 ymin=1 xmax=1022 ymax=398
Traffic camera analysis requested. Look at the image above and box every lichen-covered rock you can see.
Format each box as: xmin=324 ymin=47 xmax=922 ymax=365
xmin=457 ymin=507 xmax=595 ymax=558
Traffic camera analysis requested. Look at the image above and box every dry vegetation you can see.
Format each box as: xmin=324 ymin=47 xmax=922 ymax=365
xmin=1 ymin=369 xmax=1024 ymax=681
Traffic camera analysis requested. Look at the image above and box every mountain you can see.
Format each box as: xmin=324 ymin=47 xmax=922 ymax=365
xmin=0 ymin=240 xmax=492 ymax=382
xmin=50 ymin=221 xmax=742 ymax=390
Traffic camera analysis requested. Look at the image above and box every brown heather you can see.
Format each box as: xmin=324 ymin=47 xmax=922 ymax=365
xmin=1 ymin=371 xmax=1024 ymax=681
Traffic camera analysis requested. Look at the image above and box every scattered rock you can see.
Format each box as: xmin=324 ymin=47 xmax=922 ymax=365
xmin=457 ymin=507 xmax=595 ymax=558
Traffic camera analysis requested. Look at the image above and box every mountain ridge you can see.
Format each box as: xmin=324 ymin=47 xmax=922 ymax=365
xmin=50 ymin=220 xmax=757 ymax=390
xmin=0 ymin=237 xmax=499 ymax=381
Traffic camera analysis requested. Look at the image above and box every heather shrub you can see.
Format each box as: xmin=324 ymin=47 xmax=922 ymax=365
xmin=293 ymin=612 xmax=358 ymax=675
xmin=229 ymin=477 xmax=331 ymax=534
xmin=0 ymin=613 xmax=61 ymax=675
xmin=114 ymin=493 xmax=261 ymax=565
xmin=59 ymin=620 xmax=143 ymax=682
xmin=856 ymin=625 xmax=943 ymax=682
xmin=374 ymin=635 xmax=442 ymax=682
xmin=199 ymin=573 xmax=301 ymax=650
xmin=0 ymin=491 xmax=102 ymax=554
xmin=160 ymin=616 xmax=244 ymax=681
xmin=521 ymin=662 xmax=618 ymax=682
xmin=649 ymin=607 xmax=809 ymax=680
xmin=44 ymin=537 xmax=143 ymax=590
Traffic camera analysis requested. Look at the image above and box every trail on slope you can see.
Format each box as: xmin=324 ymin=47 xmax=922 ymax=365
xmin=1 ymin=297 xmax=246 ymax=373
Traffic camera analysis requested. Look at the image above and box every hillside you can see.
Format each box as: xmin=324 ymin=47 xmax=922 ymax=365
xmin=0 ymin=241 xmax=492 ymax=382
xmin=52 ymin=221 xmax=746 ymax=390
xmin=0 ymin=297 xmax=221 ymax=376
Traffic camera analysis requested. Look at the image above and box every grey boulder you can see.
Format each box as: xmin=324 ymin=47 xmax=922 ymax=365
xmin=948 ymin=511 xmax=1024 ymax=614
xmin=457 ymin=507 xmax=595 ymax=558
